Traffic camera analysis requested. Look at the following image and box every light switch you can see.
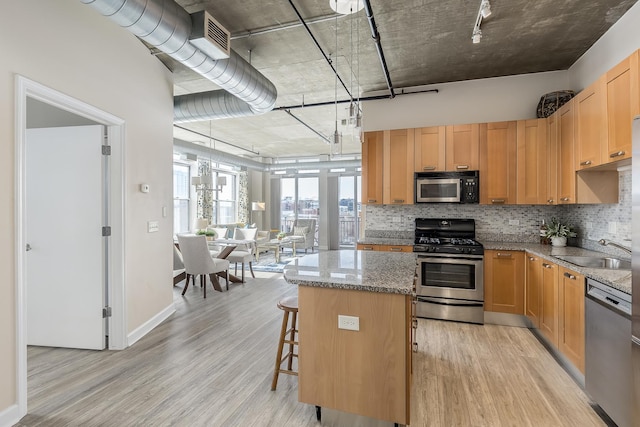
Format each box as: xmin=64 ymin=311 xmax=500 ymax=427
xmin=148 ymin=221 xmax=159 ymax=233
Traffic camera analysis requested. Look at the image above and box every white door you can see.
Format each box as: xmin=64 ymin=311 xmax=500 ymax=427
xmin=26 ymin=125 xmax=106 ymax=350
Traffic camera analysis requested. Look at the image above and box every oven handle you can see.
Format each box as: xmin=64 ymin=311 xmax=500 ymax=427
xmin=417 ymin=256 xmax=484 ymax=264
xmin=417 ymin=296 xmax=484 ymax=307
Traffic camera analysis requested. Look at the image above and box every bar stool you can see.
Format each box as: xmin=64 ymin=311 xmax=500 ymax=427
xmin=271 ymin=295 xmax=298 ymax=390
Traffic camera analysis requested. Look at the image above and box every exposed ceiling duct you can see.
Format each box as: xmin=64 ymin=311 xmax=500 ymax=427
xmin=81 ymin=0 xmax=278 ymax=121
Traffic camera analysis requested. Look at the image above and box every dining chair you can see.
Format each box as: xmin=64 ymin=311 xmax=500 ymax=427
xmin=177 ymin=234 xmax=230 ymax=298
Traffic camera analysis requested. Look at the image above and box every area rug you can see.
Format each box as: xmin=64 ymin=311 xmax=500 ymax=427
xmin=250 ymin=251 xmax=297 ymax=273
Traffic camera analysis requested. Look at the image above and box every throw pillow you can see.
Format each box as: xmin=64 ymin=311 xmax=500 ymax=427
xmin=212 ymin=227 xmax=228 ymax=239
xmin=293 ymin=226 xmax=308 ymax=236
xmin=234 ymin=227 xmax=258 ymax=241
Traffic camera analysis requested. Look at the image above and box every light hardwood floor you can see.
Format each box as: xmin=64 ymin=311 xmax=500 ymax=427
xmin=16 ymin=271 xmax=606 ymax=427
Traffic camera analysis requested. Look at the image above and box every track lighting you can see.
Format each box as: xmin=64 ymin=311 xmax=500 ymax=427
xmin=471 ymin=0 xmax=491 ymax=44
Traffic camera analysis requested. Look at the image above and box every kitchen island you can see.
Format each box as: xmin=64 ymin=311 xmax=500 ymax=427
xmin=283 ymin=250 xmax=416 ymax=426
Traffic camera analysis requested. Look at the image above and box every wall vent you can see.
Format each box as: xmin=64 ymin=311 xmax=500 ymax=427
xmin=190 ymin=11 xmax=230 ymax=60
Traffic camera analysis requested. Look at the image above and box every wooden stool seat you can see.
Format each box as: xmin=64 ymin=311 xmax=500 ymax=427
xmin=271 ymin=296 xmax=299 ymax=391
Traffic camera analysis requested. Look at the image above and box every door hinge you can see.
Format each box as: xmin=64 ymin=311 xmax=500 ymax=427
xmin=102 ymin=226 xmax=111 ymax=236
xmin=102 ymin=307 xmax=112 ymax=318
xmin=102 ymin=145 xmax=111 ymax=156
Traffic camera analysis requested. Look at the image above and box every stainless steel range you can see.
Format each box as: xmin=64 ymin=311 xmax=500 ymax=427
xmin=414 ymin=218 xmax=484 ymax=324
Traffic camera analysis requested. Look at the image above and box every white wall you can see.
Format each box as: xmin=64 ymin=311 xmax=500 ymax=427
xmin=569 ymin=0 xmax=640 ymax=90
xmin=0 ymin=0 xmax=174 ymax=418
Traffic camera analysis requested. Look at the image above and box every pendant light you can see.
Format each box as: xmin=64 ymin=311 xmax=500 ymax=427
xmin=331 ymin=1 xmax=342 ymax=158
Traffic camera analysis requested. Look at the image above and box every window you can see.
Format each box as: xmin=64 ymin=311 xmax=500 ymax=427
xmin=338 ymin=175 xmax=361 ymax=247
xmin=280 ymin=176 xmax=319 ymax=237
xmin=198 ymin=161 xmax=237 ymax=225
xmin=173 ymin=163 xmax=191 ymax=234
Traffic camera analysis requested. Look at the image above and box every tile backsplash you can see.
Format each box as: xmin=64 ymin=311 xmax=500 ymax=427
xmin=364 ymin=169 xmax=631 ymax=255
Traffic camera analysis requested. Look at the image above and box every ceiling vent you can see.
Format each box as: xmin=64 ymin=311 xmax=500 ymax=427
xmin=190 ymin=11 xmax=230 ymax=60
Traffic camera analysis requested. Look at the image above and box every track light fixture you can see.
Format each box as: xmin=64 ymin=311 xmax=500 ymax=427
xmin=471 ymin=0 xmax=492 ymax=44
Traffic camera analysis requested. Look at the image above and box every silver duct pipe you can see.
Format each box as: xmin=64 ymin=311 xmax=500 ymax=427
xmin=174 ymin=90 xmax=254 ymax=123
xmin=173 ymin=139 xmax=361 ymax=172
xmin=82 ymin=0 xmax=277 ymax=119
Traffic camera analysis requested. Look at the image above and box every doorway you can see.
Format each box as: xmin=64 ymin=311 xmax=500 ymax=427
xmin=15 ymin=76 xmax=126 ymax=416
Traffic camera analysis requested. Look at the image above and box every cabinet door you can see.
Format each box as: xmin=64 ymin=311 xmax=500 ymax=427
xmin=557 ymin=100 xmax=576 ymax=204
xmin=539 ymin=261 xmax=559 ymax=346
xmin=525 ymin=253 xmax=542 ymax=328
xmin=484 ymin=250 xmax=525 ymax=314
xmin=517 ymin=119 xmax=548 ymax=205
xmin=558 ymin=266 xmax=585 ymax=373
xmin=480 ymin=121 xmax=517 ymax=205
xmin=605 ymin=50 xmax=638 ymax=163
xmin=575 ymin=76 xmax=607 ymax=170
xmin=414 ymin=126 xmax=446 ymax=172
xmin=356 ymin=243 xmax=379 ymax=251
xmin=383 ymin=129 xmax=414 ymax=205
xmin=445 ymin=124 xmax=479 ymax=171
xmin=362 ymin=131 xmax=383 ymax=205
xmin=383 ymin=245 xmax=413 ymax=253
xmin=545 ymin=114 xmax=558 ymax=205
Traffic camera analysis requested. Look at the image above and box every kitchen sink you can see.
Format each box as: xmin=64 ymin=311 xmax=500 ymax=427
xmin=553 ymin=255 xmax=631 ymax=270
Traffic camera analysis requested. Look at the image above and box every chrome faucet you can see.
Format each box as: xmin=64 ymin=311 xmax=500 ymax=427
xmin=598 ymin=239 xmax=632 ymax=255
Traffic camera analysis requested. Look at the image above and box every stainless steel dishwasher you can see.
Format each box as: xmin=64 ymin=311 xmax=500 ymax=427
xmin=585 ymin=278 xmax=632 ymax=427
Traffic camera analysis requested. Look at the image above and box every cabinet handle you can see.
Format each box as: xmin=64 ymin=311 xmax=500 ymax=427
xmin=456 ymin=165 xmax=469 ymax=170
xmin=423 ymin=166 xmax=436 ymax=171
xmin=542 ymin=263 xmax=552 ymax=268
xmin=580 ymin=160 xmax=592 ymax=166
xmin=529 ymin=257 xmax=535 ymax=261
xmin=367 ymin=199 xmax=377 ymax=203
xmin=362 ymin=247 xmax=374 ymax=251
xmin=497 ymin=252 xmax=512 ymax=258
xmin=609 ymin=150 xmax=625 ymax=158
xmin=547 ymin=199 xmax=554 ymax=204
xmin=560 ymin=197 xmax=571 ymax=202
xmin=491 ymin=199 xmax=505 ymax=204
xmin=392 ymin=199 xmax=405 ymax=203
xmin=564 ymin=272 xmax=576 ymax=280
xmin=389 ymin=247 xmax=402 ymax=252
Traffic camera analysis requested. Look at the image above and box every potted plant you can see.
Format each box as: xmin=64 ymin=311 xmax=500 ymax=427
xmin=196 ymin=229 xmax=217 ymax=241
xmin=277 ymin=231 xmax=287 ymax=241
xmin=544 ymin=217 xmax=576 ymax=247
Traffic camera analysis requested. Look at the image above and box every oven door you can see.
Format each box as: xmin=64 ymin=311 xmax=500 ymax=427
xmin=416 ymin=254 xmax=484 ymax=301
xmin=416 ymin=178 xmax=461 ymax=203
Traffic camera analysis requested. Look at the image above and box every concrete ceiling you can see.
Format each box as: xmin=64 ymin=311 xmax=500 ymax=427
xmin=167 ymin=0 xmax=637 ymax=162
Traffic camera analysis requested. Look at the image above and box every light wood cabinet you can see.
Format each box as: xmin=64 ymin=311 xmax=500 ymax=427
xmin=480 ymin=121 xmax=517 ymax=205
xmin=557 ymin=100 xmax=576 ymax=204
xmin=356 ymin=244 xmax=412 ymax=252
xmin=605 ymin=50 xmax=639 ymax=163
xmin=414 ymin=126 xmax=446 ymax=172
xmin=298 ymin=286 xmax=411 ymax=425
xmin=525 ymin=253 xmax=542 ymax=328
xmin=517 ymin=119 xmax=548 ymax=204
xmin=558 ymin=266 xmax=585 ymax=373
xmin=545 ymin=114 xmax=559 ymax=205
xmin=383 ymin=129 xmax=414 ymax=205
xmin=484 ymin=250 xmax=525 ymax=314
xmin=575 ymin=76 xmax=607 ymax=170
xmin=539 ymin=260 xmax=559 ymax=346
xmin=362 ymin=131 xmax=383 ymax=205
xmin=445 ymin=124 xmax=480 ymax=171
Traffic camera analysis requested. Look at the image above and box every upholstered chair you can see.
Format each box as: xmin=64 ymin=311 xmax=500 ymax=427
xmin=177 ymin=234 xmax=230 ymax=298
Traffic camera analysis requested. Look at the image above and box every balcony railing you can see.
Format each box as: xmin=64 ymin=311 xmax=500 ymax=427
xmin=279 ymin=214 xmax=358 ymax=247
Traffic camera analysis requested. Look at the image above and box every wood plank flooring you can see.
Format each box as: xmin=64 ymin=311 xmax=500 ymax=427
xmin=16 ymin=272 xmax=605 ymax=426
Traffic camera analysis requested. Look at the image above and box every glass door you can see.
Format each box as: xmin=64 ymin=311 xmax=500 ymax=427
xmin=338 ymin=175 xmax=361 ymax=247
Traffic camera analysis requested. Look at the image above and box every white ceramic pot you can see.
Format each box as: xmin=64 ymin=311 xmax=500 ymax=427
xmin=550 ymin=236 xmax=567 ymax=247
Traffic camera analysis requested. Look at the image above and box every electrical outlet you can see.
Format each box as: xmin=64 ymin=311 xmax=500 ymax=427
xmin=148 ymin=221 xmax=159 ymax=233
xmin=509 ymin=219 xmax=519 ymax=226
xmin=338 ymin=315 xmax=359 ymax=331
xmin=608 ymin=221 xmax=617 ymax=234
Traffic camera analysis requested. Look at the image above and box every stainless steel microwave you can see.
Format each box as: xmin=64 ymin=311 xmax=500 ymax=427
xmin=415 ymin=171 xmax=479 ymax=203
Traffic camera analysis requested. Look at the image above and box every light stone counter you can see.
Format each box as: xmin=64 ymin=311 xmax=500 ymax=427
xmin=283 ymin=249 xmax=416 ymax=295
xmin=482 ymin=242 xmax=632 ymax=295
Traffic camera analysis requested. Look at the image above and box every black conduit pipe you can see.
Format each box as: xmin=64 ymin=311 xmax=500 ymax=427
xmin=362 ymin=0 xmax=395 ymax=98
xmin=273 ymin=89 xmax=438 ymax=111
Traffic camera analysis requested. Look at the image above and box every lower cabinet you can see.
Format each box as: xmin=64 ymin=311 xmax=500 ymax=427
xmin=525 ymin=254 xmax=542 ymax=328
xmin=356 ymin=243 xmax=413 ymax=252
xmin=558 ymin=266 xmax=586 ymax=373
xmin=539 ymin=260 xmax=560 ymax=346
xmin=484 ymin=250 xmax=525 ymax=314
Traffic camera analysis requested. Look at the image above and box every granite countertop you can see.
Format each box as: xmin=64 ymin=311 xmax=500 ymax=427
xmin=357 ymin=237 xmax=414 ymax=246
xmin=482 ymin=241 xmax=632 ymax=295
xmin=283 ymin=250 xmax=416 ymax=295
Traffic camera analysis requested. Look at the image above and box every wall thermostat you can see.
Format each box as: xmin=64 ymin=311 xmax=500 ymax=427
xmin=140 ymin=183 xmax=150 ymax=193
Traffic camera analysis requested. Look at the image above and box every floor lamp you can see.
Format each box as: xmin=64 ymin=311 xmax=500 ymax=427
xmin=251 ymin=202 xmax=266 ymax=226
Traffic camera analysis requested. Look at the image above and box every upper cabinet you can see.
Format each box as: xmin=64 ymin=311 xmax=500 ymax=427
xmin=362 ymin=131 xmax=384 ymax=205
xmin=557 ymin=99 xmax=576 ymax=204
xmin=414 ymin=126 xmax=446 ymax=172
xmin=575 ymin=76 xmax=607 ymax=170
xmin=479 ymin=121 xmax=517 ymax=205
xmin=445 ymin=124 xmax=480 ymax=171
xmin=605 ymin=50 xmax=639 ymax=163
xmin=516 ymin=119 xmax=548 ymax=205
xmin=383 ymin=129 xmax=414 ymax=205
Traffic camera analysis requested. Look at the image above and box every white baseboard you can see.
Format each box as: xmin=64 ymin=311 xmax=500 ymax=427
xmin=0 ymin=404 xmax=22 ymax=427
xmin=127 ymin=303 xmax=175 ymax=346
